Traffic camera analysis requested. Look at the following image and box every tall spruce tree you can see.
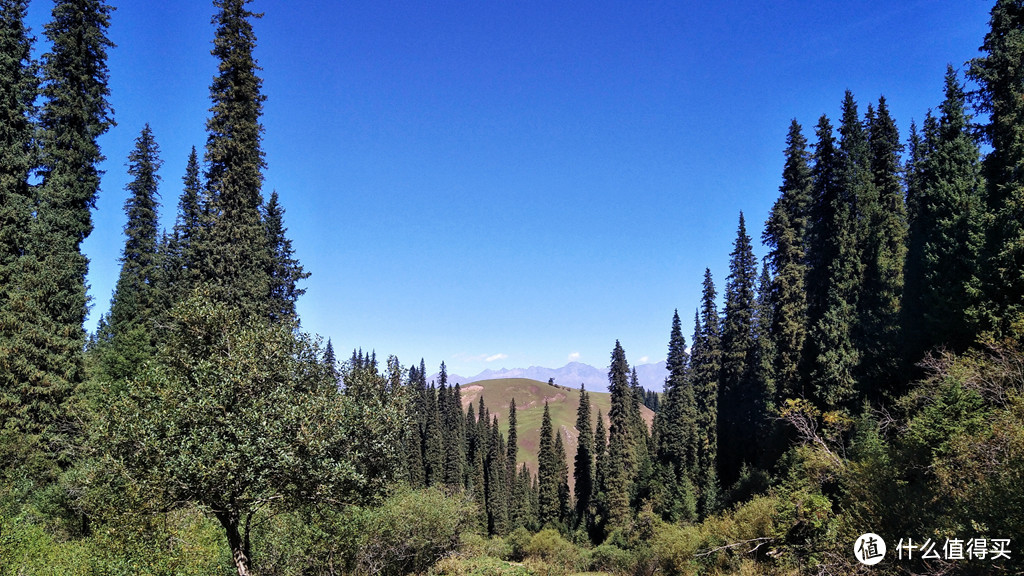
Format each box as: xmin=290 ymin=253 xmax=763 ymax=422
xmin=423 ymin=383 xmax=444 ymax=486
xmin=506 ymin=398 xmax=518 ymax=485
xmin=573 ymin=385 xmax=594 ymax=526
xmin=806 ymin=113 xmax=860 ymax=410
xmin=906 ymin=67 xmax=986 ymax=359
xmin=158 ymin=147 xmax=202 ymax=317
xmin=101 ymin=126 xmax=163 ymax=379
xmin=718 ymin=213 xmax=760 ymax=488
xmin=32 ymin=0 xmax=114 ymax=459
xmin=968 ymin=0 xmax=1024 ymax=338
xmin=553 ymin=426 xmax=570 ymax=525
xmin=486 ymin=415 xmax=510 ymax=535
xmin=752 ymin=263 xmax=776 ymax=410
xmin=605 ymin=340 xmax=636 ymax=528
xmin=108 ymin=126 xmax=163 ymax=340
xmin=763 ymin=120 xmax=812 ymax=403
xmin=263 ymin=191 xmax=309 ymax=323
xmin=467 ymin=404 xmax=486 ymax=529
xmin=443 ymin=378 xmax=466 ymax=488
xmin=0 ymin=0 xmax=39 ymax=474
xmin=654 ymin=310 xmax=698 ymax=522
xmin=692 ymin=271 xmax=722 ymax=517
xmin=858 ymin=96 xmax=907 ymax=399
xmin=592 ymin=408 xmax=608 ymax=532
xmin=537 ymin=401 xmax=559 ymax=527
xmin=199 ymin=0 xmax=271 ymax=317
xmin=903 ymin=114 xmax=938 ymax=359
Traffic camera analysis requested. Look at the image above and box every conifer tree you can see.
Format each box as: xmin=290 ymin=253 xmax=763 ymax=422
xmin=752 ymin=263 xmax=776 ymax=410
xmin=511 ymin=463 xmax=535 ymax=531
xmin=859 ymin=96 xmax=907 ymax=398
xmin=101 ymin=126 xmax=163 ymax=379
xmin=553 ymin=427 xmax=570 ymax=525
xmin=691 ymin=270 xmax=722 ymax=517
xmin=161 ymin=146 xmax=203 ymax=308
xmin=506 ymin=398 xmax=518 ymax=483
xmin=0 ymin=0 xmax=39 ymax=474
xmin=592 ymin=408 xmax=607 ymax=513
xmin=537 ymin=401 xmax=559 ymax=527
xmin=29 ymin=0 xmax=114 ymax=459
xmin=199 ymin=0 xmax=271 ymax=317
xmin=968 ymin=1 xmax=1024 ymax=338
xmin=0 ymin=0 xmax=35 ymax=277
xmin=573 ymin=385 xmax=594 ymax=526
xmin=763 ymin=120 xmax=812 ymax=402
xmin=605 ymin=341 xmax=636 ymax=527
xmin=718 ymin=213 xmax=760 ymax=487
xmin=487 ymin=415 xmax=510 ymax=535
xmin=903 ymin=114 xmax=937 ymax=360
xmin=264 ymin=191 xmax=309 ymax=323
xmin=906 ymin=68 xmax=986 ymax=360
xmin=443 ymin=378 xmax=466 ymax=488
xmin=108 ymin=126 xmax=163 ymax=340
xmin=654 ymin=310 xmax=698 ymax=521
xmin=463 ymin=402 xmax=485 ymax=528
xmin=423 ymin=384 xmax=444 ymax=486
xmin=806 ymin=114 xmax=860 ymax=410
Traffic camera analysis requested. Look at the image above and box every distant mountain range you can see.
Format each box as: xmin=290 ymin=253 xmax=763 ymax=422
xmin=432 ymin=360 xmax=669 ymax=392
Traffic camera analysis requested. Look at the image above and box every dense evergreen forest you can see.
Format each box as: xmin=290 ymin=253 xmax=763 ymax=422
xmin=2 ymin=0 xmax=1023 ymax=575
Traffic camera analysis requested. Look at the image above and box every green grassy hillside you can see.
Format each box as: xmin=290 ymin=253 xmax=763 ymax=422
xmin=457 ymin=378 xmax=655 ymax=490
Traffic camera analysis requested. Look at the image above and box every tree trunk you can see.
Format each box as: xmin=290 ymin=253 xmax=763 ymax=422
xmin=217 ymin=511 xmax=253 ymax=576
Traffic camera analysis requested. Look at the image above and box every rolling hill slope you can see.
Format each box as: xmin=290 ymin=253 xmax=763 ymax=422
xmin=457 ymin=378 xmax=655 ymax=492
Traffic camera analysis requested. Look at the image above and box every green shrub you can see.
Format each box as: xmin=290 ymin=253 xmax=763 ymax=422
xmin=522 ymin=529 xmax=584 ymax=574
xmin=589 ymin=543 xmax=635 ymax=575
xmin=356 ymin=486 xmax=476 ymax=576
xmin=504 ymin=526 xmax=532 ymax=561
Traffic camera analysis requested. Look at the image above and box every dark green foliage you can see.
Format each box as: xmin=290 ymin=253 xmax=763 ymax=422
xmin=263 ymin=191 xmax=309 ymax=323
xmin=968 ymin=0 xmax=1024 ymax=338
xmin=573 ymin=385 xmax=594 ymax=526
xmin=806 ymin=113 xmax=860 ymax=410
xmin=441 ymin=372 xmax=466 ymax=488
xmin=752 ymin=263 xmax=776 ymax=408
xmin=764 ymin=120 xmax=812 ymax=403
xmin=198 ymin=0 xmax=271 ymax=318
xmin=17 ymin=0 xmax=114 ymax=474
xmin=605 ymin=341 xmax=636 ymax=528
xmin=423 ymin=384 xmax=444 ymax=487
xmin=718 ymin=213 xmax=761 ymax=488
xmin=157 ymin=147 xmax=202 ymax=317
xmin=352 ymin=486 xmax=475 ymax=576
xmin=905 ymin=68 xmax=986 ymax=362
xmin=536 ymin=402 xmax=559 ymax=527
xmin=486 ymin=415 xmax=509 ymax=535
xmin=642 ymin=389 xmax=659 ymax=411
xmin=653 ymin=310 xmax=698 ymax=522
xmin=553 ymin=428 xmax=570 ymax=526
xmin=466 ymin=401 xmax=487 ymax=529
xmin=102 ymin=125 xmax=163 ymax=378
xmin=858 ymin=97 xmax=907 ymax=399
xmin=0 ymin=0 xmax=35 ymax=274
xmin=105 ymin=295 xmax=404 ymax=575
xmin=506 ymin=397 xmax=518 ymax=486
xmin=903 ymin=113 xmax=938 ymax=357
xmin=0 ymin=0 xmax=40 ymax=476
xmin=691 ymin=271 xmax=721 ymax=517
xmin=510 ymin=463 xmax=535 ymax=532
xmin=591 ymin=407 xmax=608 ymax=535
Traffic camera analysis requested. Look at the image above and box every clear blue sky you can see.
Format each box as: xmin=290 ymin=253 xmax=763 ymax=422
xmin=26 ymin=1 xmax=992 ymax=377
